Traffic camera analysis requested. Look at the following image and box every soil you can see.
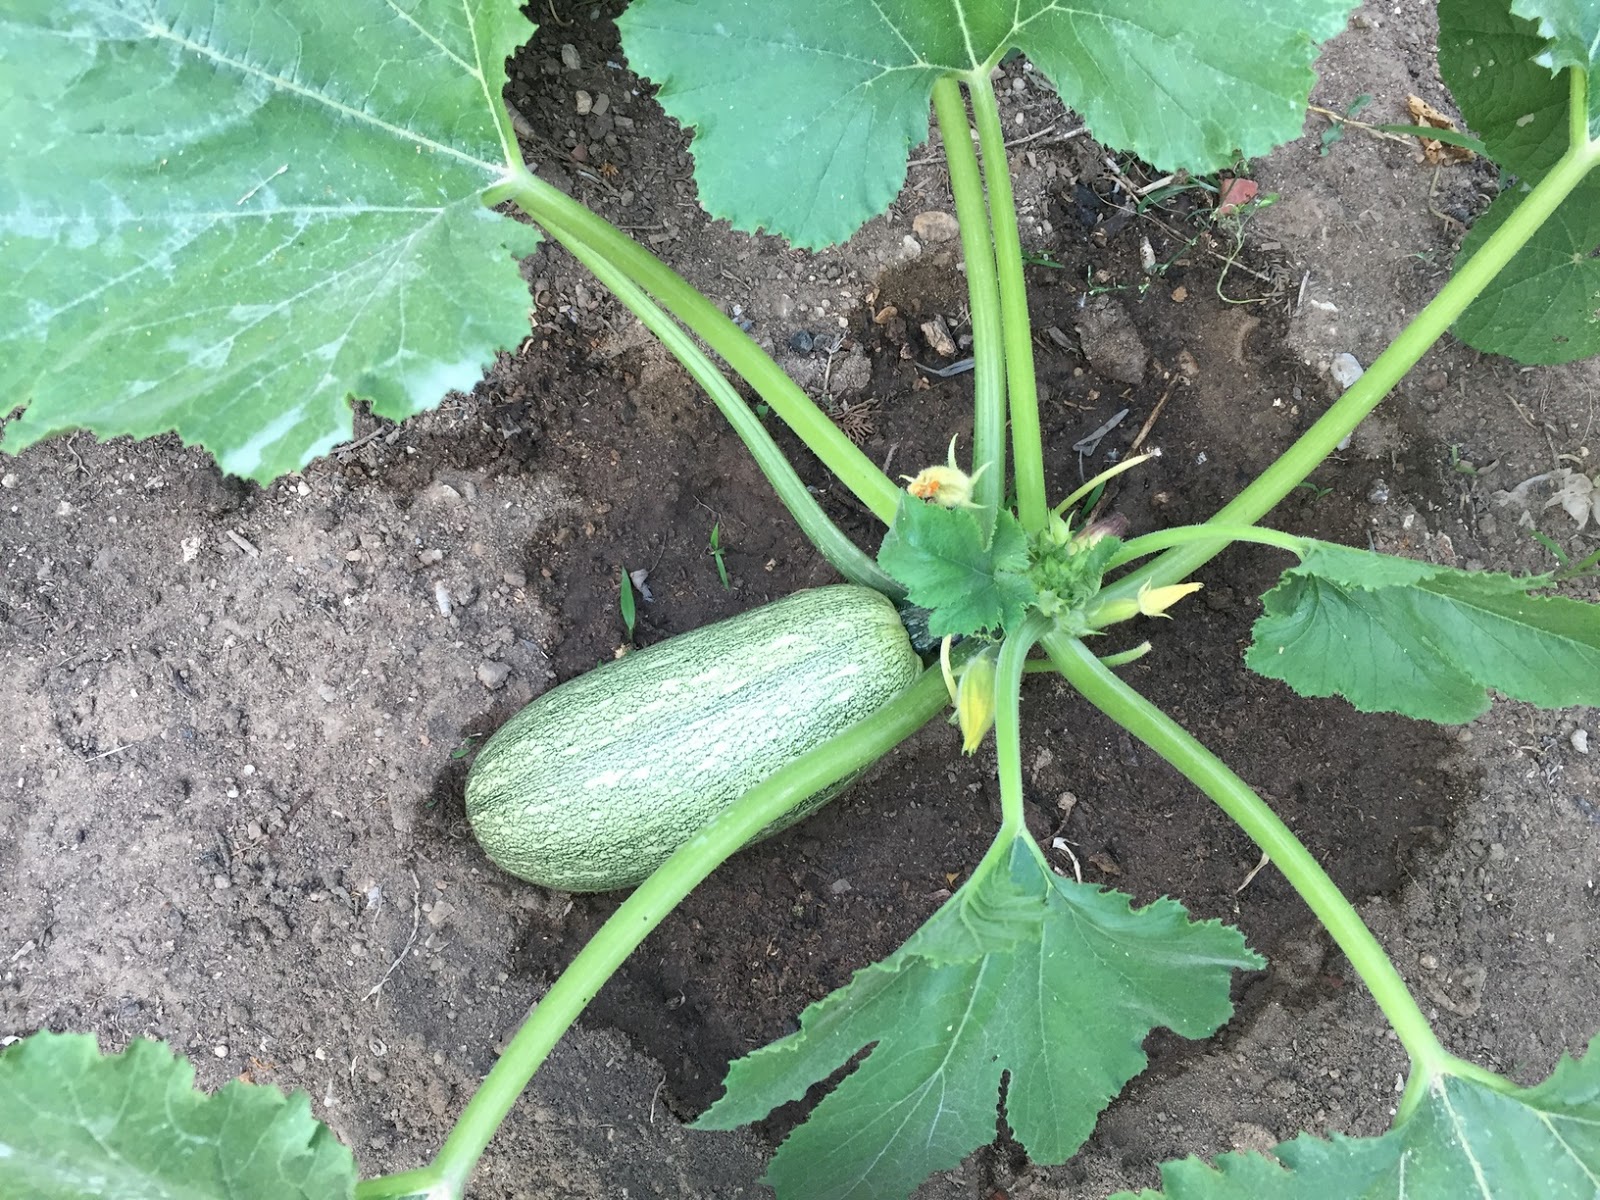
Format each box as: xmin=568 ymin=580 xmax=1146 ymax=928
xmin=4 ymin=1 xmax=1598 ymax=1198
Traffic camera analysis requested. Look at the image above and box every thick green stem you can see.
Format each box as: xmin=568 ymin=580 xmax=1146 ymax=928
xmin=995 ymin=613 xmax=1051 ymax=838
xmin=1042 ymin=631 xmax=1455 ymax=1117
xmin=967 ymin=74 xmax=1047 ymax=534
xmin=553 ymin=220 xmax=903 ymax=597
xmin=502 ymin=168 xmax=900 ymax=524
xmin=364 ymin=668 xmax=948 ymax=1197
xmin=1105 ymin=73 xmax=1600 ymax=603
xmin=931 ymin=78 xmax=1006 ymax=538
xmin=1108 ymin=523 xmax=1308 ymax=569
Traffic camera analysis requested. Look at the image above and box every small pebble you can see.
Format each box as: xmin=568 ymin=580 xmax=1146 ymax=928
xmin=559 ymin=43 xmax=580 ymax=70
xmin=912 ymin=210 xmax=960 ymax=243
xmin=1422 ymin=370 xmax=1449 ymax=393
xmin=1366 ymin=479 xmax=1391 ymax=505
xmin=477 ymin=660 xmax=511 ymax=690
xmin=575 ymin=90 xmax=592 ymax=115
xmin=592 ymin=92 xmax=609 ymax=116
xmin=213 ymin=1044 xmax=229 ymax=1058
xmin=0 ymin=473 xmax=16 ymax=488
xmin=1330 ymin=352 xmax=1365 ymax=391
xmin=788 ymin=329 xmax=816 ymax=353
xmin=213 ymin=874 xmax=231 ymax=891
xmin=1573 ymin=729 xmax=1590 ymax=754
xmin=503 ymin=568 xmax=528 ymax=589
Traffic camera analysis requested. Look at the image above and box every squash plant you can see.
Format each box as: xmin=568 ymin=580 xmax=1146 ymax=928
xmin=4 ymin=0 xmax=1600 ymax=1197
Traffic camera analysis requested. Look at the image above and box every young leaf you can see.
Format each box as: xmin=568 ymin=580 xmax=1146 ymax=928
xmin=617 ymin=0 xmax=1356 ymax=248
xmin=2 ymin=0 xmax=540 ymax=483
xmin=1115 ymin=1036 xmax=1600 ymax=1199
xmin=1247 ymin=541 xmax=1600 ymax=723
xmin=876 ymin=496 xmax=1035 ymax=637
xmin=696 ymin=835 xmax=1261 ymax=1200
xmin=0 ymin=1032 xmax=356 ymax=1200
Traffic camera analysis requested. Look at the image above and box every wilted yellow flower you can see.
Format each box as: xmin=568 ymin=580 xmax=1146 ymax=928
xmin=904 ymin=436 xmax=988 ymax=509
xmin=955 ymin=651 xmax=998 ymax=755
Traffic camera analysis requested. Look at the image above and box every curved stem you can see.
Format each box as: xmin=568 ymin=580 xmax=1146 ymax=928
xmin=409 ymin=668 xmax=948 ymax=1195
xmin=502 ymin=168 xmax=901 ymax=524
xmin=1043 ymin=631 xmax=1453 ymax=1117
xmin=1107 ymin=524 xmax=1308 ymax=569
xmin=931 ymin=78 xmax=1006 ymax=539
xmin=552 ymin=219 xmax=903 ymax=598
xmin=967 ymin=73 xmax=1047 ymax=535
xmin=995 ymin=613 xmax=1051 ymax=838
xmin=1103 ymin=84 xmax=1600 ymax=603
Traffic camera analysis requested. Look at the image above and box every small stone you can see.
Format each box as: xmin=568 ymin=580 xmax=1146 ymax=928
xmin=1330 ymin=352 xmax=1365 ymax=391
xmin=828 ymin=879 xmax=853 ymax=895
xmin=246 ymin=821 xmax=264 ymax=840
xmin=1572 ymin=729 xmax=1590 ymax=754
xmin=213 ymin=1044 xmax=229 ymax=1058
xmin=1422 ymin=370 xmax=1449 ymax=393
xmin=788 ymin=329 xmax=816 ymax=353
xmin=477 ymin=660 xmax=512 ymax=690
xmin=502 ymin=568 xmax=528 ymax=589
xmin=1170 ymin=285 xmax=1187 ymax=303
xmin=575 ymin=90 xmax=592 ymax=115
xmin=213 ymin=874 xmax=232 ymax=891
xmin=1366 ymin=479 xmax=1391 ymax=505
xmin=0 ymin=473 xmax=16 ymax=488
xmin=912 ymin=210 xmax=960 ymax=243
xmin=426 ymin=899 xmax=456 ymax=928
xmin=559 ymin=43 xmax=580 ymax=70
xmin=1419 ymin=952 xmax=1439 ymax=970
xmin=591 ymin=92 xmax=609 ymax=116
xmin=920 ymin=314 xmax=958 ymax=358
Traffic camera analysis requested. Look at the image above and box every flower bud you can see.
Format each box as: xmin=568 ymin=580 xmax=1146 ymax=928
xmin=955 ymin=651 xmax=998 ymax=756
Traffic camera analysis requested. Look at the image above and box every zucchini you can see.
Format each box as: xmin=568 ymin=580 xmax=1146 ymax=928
xmin=465 ymin=584 xmax=922 ymax=892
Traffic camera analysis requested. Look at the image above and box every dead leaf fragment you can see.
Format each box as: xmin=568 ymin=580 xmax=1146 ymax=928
xmin=1406 ymin=95 xmax=1475 ymax=165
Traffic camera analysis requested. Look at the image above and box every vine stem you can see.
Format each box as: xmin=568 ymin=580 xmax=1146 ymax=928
xmin=1108 ymin=523 xmax=1308 ymax=569
xmin=356 ymin=669 xmax=949 ymax=1199
xmin=497 ymin=169 xmax=901 ymax=524
xmin=931 ymin=78 xmax=1007 ymax=537
xmin=1102 ymin=66 xmax=1600 ymax=604
xmin=966 ymin=72 xmax=1048 ymax=535
xmin=1039 ymin=631 xmax=1509 ymax=1119
xmin=548 ymin=218 xmax=903 ymax=597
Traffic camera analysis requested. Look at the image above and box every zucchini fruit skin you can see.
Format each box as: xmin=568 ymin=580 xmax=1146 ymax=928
xmin=465 ymin=584 xmax=921 ymax=892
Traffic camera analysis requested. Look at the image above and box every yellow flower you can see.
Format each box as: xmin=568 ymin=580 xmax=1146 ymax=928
xmin=1090 ymin=581 xmax=1203 ymax=626
xmin=903 ymin=436 xmax=989 ymax=509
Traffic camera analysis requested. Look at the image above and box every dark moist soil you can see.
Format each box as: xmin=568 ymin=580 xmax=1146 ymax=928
xmin=485 ymin=7 xmax=1475 ymax=1129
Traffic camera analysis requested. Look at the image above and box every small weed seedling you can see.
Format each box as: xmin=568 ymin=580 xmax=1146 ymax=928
xmin=4 ymin=1 xmax=1600 ymax=1198
xmin=708 ymin=522 xmax=732 ymax=590
xmin=618 ymin=565 xmax=638 ymax=642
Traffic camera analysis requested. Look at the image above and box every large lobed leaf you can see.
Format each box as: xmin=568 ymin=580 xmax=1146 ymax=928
xmin=618 ymin=0 xmax=1356 ymax=248
xmin=1247 ymin=541 xmax=1600 ymax=723
xmin=0 ymin=1032 xmax=356 ymax=1199
xmin=1439 ymin=0 xmax=1600 ymax=364
xmin=1116 ymin=1035 xmax=1600 ymax=1199
xmin=1 ymin=0 xmax=540 ymax=482
xmin=696 ymin=835 xmax=1261 ymax=1200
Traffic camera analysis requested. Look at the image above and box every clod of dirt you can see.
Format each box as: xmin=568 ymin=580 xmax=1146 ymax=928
xmin=1074 ymin=295 xmax=1148 ymax=384
xmin=912 ymin=210 xmax=960 ymax=243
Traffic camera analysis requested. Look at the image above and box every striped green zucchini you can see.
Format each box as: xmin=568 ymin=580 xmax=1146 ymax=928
xmin=465 ymin=584 xmax=921 ymax=892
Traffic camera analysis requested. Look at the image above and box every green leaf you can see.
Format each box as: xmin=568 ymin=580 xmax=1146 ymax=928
xmin=1439 ymin=0 xmax=1567 ymax=176
xmin=1 ymin=0 xmax=540 ymax=483
xmin=1510 ymin=0 xmax=1600 ymax=137
xmin=877 ymin=496 xmax=1035 ymax=637
xmin=617 ymin=0 xmax=1356 ymax=247
xmin=1439 ymin=0 xmax=1600 ymax=364
xmin=1115 ymin=1037 xmax=1600 ymax=1199
xmin=696 ymin=835 xmax=1261 ymax=1200
xmin=1452 ymin=172 xmax=1600 ymax=364
xmin=1247 ymin=541 xmax=1600 ymax=722
xmin=0 ymin=1032 xmax=356 ymax=1199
